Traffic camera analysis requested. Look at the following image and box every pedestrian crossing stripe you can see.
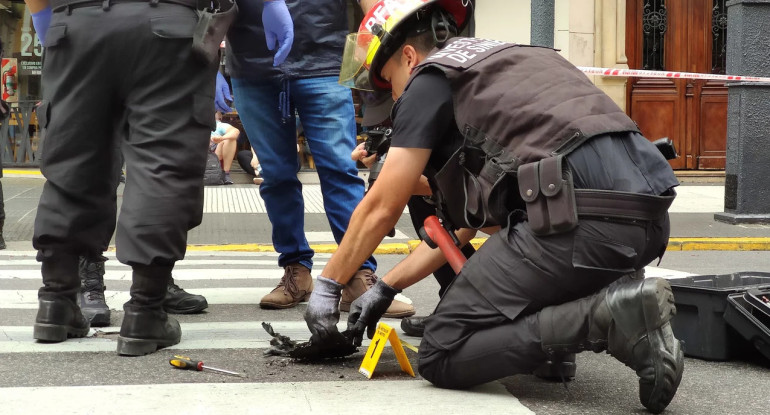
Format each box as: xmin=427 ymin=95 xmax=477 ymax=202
xmin=4 ymin=381 xmax=535 ymax=415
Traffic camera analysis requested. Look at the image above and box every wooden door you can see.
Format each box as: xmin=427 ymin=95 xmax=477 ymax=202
xmin=626 ymin=0 xmax=728 ymax=170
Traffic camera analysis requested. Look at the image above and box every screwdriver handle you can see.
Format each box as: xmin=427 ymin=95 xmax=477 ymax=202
xmin=170 ymin=355 xmax=204 ymax=371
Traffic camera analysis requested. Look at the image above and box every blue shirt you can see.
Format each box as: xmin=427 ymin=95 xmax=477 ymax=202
xmin=212 ymin=121 xmax=233 ymax=138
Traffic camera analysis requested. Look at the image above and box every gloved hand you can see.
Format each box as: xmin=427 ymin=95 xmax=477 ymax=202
xmin=304 ymin=276 xmax=346 ymax=344
xmin=262 ymin=0 xmax=294 ymax=66
xmin=346 ymin=278 xmax=401 ymax=346
xmin=31 ymin=7 xmax=53 ymax=45
xmin=215 ymin=72 xmax=232 ymax=113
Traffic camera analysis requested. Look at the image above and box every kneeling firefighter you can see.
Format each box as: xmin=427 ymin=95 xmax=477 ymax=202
xmin=304 ymin=0 xmax=684 ymax=413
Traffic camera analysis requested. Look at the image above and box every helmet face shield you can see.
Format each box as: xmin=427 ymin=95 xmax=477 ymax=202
xmin=340 ymin=0 xmax=473 ymax=91
xmin=339 ymin=32 xmax=376 ymax=91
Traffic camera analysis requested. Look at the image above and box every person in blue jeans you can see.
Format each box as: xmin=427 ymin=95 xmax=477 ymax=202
xmin=223 ymin=0 xmax=414 ymax=317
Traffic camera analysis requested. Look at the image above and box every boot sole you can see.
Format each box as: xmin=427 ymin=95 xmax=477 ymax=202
xmin=33 ymin=323 xmax=90 ymax=343
xmin=259 ymin=293 xmax=310 ymax=310
xmin=117 ymin=334 xmax=181 ymax=356
xmin=163 ymin=301 xmax=209 ymax=315
xmin=638 ymin=278 xmax=684 ymax=414
xmin=339 ymin=301 xmax=416 ymax=318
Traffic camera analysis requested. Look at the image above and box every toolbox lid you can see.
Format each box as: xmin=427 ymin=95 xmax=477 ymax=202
xmin=724 ymin=292 xmax=770 ymax=362
xmin=668 ymin=272 xmax=770 ymax=293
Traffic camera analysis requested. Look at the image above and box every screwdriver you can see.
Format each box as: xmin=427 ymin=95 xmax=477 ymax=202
xmin=169 ymin=355 xmax=245 ymax=377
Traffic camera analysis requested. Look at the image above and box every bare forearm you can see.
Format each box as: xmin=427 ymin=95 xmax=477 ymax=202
xmin=382 ymin=227 xmax=478 ymax=290
xmin=322 ymin=202 xmax=401 ymax=285
xmin=381 ymin=241 xmax=448 ymax=290
xmin=25 ymin=0 xmax=50 ymax=13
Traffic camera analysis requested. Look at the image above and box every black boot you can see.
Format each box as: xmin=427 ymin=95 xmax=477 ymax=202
xmin=0 ymin=219 xmax=6 ymax=250
xmin=34 ymin=254 xmax=89 ymax=342
xmin=401 ymin=314 xmax=428 ymax=337
xmin=532 ymin=354 xmax=577 ymax=381
xmin=532 ymin=269 xmax=646 ymax=382
xmin=163 ymin=276 xmax=208 ymax=314
xmin=33 ymin=297 xmax=90 ymax=342
xmin=117 ymin=303 xmax=182 ymax=356
xmin=77 ymin=257 xmax=111 ymax=327
xmin=117 ymin=265 xmax=181 ymax=356
xmin=539 ymin=277 xmax=684 ymax=414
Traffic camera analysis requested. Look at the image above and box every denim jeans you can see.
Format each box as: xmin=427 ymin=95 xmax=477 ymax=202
xmin=232 ymin=76 xmax=376 ymax=272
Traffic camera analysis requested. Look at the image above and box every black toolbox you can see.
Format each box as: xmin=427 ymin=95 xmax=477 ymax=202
xmin=723 ymin=290 xmax=770 ymax=362
xmin=668 ymin=272 xmax=770 ymax=360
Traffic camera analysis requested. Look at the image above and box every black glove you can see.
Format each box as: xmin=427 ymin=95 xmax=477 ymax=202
xmin=346 ymin=278 xmax=401 ymax=346
xmin=304 ymin=276 xmax=346 ymax=344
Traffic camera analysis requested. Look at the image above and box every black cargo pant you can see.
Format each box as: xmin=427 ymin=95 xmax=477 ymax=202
xmin=33 ymin=2 xmax=217 ymax=299
xmin=418 ymin=213 xmax=670 ymax=389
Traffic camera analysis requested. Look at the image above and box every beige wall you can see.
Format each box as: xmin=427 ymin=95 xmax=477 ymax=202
xmin=553 ymin=0 xmax=628 ymax=109
xmin=473 ymin=0 xmax=628 ymax=109
xmin=474 ymin=0 xmax=531 ymax=44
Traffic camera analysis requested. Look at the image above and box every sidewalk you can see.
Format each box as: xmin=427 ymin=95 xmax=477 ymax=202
xmin=2 ymin=168 xmax=769 ymax=252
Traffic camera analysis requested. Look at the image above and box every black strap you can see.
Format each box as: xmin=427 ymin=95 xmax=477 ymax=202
xmin=52 ymin=0 xmax=199 ymax=11
xmin=575 ymin=188 xmax=676 ymax=222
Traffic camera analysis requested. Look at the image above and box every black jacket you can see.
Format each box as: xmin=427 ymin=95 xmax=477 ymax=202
xmin=226 ymin=0 xmax=349 ymax=81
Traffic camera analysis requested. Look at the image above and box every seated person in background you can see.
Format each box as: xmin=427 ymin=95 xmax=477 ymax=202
xmin=236 ymin=147 xmax=264 ymax=185
xmin=211 ymin=111 xmax=240 ymax=185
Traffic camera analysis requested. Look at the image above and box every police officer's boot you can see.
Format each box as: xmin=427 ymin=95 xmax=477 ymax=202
xmin=33 ymin=253 xmax=90 ymax=342
xmin=539 ymin=277 xmax=684 ymax=414
xmin=76 ymin=257 xmax=111 ymax=327
xmin=532 ymin=269 xmax=647 ymax=382
xmin=163 ymin=276 xmax=208 ymax=314
xmin=117 ymin=265 xmax=181 ymax=356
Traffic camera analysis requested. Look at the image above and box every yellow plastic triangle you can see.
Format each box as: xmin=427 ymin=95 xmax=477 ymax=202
xmin=358 ymin=322 xmax=416 ymax=378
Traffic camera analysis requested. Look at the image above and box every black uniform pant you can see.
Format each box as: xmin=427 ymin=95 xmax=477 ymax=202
xmin=418 ymin=214 xmax=670 ymax=389
xmin=0 ymin=179 xmax=4 ymax=225
xmin=33 ymin=2 xmax=216 ymax=293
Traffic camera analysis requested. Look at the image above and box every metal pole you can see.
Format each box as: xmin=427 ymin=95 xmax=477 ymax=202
xmin=530 ymin=0 xmax=555 ymax=47
xmin=714 ymin=0 xmax=770 ymax=225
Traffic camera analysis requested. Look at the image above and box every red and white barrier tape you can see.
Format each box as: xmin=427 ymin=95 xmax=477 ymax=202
xmin=578 ymin=66 xmax=770 ymax=83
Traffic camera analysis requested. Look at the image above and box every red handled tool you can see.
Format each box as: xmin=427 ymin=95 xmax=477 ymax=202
xmin=420 ymin=215 xmax=467 ymax=274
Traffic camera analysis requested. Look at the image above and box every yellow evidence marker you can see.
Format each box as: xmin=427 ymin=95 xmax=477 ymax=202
xmin=359 ymin=322 xmax=417 ymax=378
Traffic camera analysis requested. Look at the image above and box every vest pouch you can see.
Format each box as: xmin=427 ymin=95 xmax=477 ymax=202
xmin=517 ymin=156 xmax=578 ymax=235
xmin=434 ymin=147 xmax=487 ymax=229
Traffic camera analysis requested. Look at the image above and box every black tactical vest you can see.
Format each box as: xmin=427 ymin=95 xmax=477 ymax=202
xmin=404 ymin=37 xmax=641 ymax=230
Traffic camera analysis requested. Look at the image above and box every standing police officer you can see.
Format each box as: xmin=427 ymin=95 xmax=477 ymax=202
xmin=305 ymin=0 xmax=684 ymax=413
xmin=25 ymin=0 xmax=293 ymax=356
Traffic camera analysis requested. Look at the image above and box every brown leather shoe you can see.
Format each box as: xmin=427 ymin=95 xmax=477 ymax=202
xmin=340 ymin=269 xmax=416 ymax=318
xmin=259 ymin=264 xmax=313 ymax=309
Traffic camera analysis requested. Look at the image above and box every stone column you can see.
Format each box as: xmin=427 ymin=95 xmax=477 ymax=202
xmin=531 ymin=0 xmax=555 ymax=47
xmin=714 ymin=0 xmax=770 ymax=224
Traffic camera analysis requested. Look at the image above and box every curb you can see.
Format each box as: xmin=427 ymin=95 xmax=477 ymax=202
xmin=183 ymin=237 xmax=770 ymax=254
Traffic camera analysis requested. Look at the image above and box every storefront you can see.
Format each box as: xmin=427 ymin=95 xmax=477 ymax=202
xmin=1 ymin=1 xmax=43 ymax=167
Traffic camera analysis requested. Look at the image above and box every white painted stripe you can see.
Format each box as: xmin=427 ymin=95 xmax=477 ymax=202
xmin=202 ymin=184 xmax=412 ymax=215
xmin=0 ymin=320 xmax=416 ymax=354
xmin=0 ymin=259 xmax=324 ymax=267
xmin=1 ymin=269 xmax=288 ymax=281
xmin=0 ymin=250 xmax=288 ymax=258
xmin=644 ymin=266 xmax=696 ymax=279
xmin=0 ymin=288 xmax=413 ymax=309
xmin=4 ymin=381 xmax=533 ymax=415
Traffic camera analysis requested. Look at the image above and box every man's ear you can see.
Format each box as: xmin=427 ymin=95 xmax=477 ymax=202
xmin=402 ymin=45 xmax=421 ymax=70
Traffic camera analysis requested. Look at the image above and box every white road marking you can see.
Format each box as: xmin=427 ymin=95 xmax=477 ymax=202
xmin=4 ymin=381 xmax=533 ymax=415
